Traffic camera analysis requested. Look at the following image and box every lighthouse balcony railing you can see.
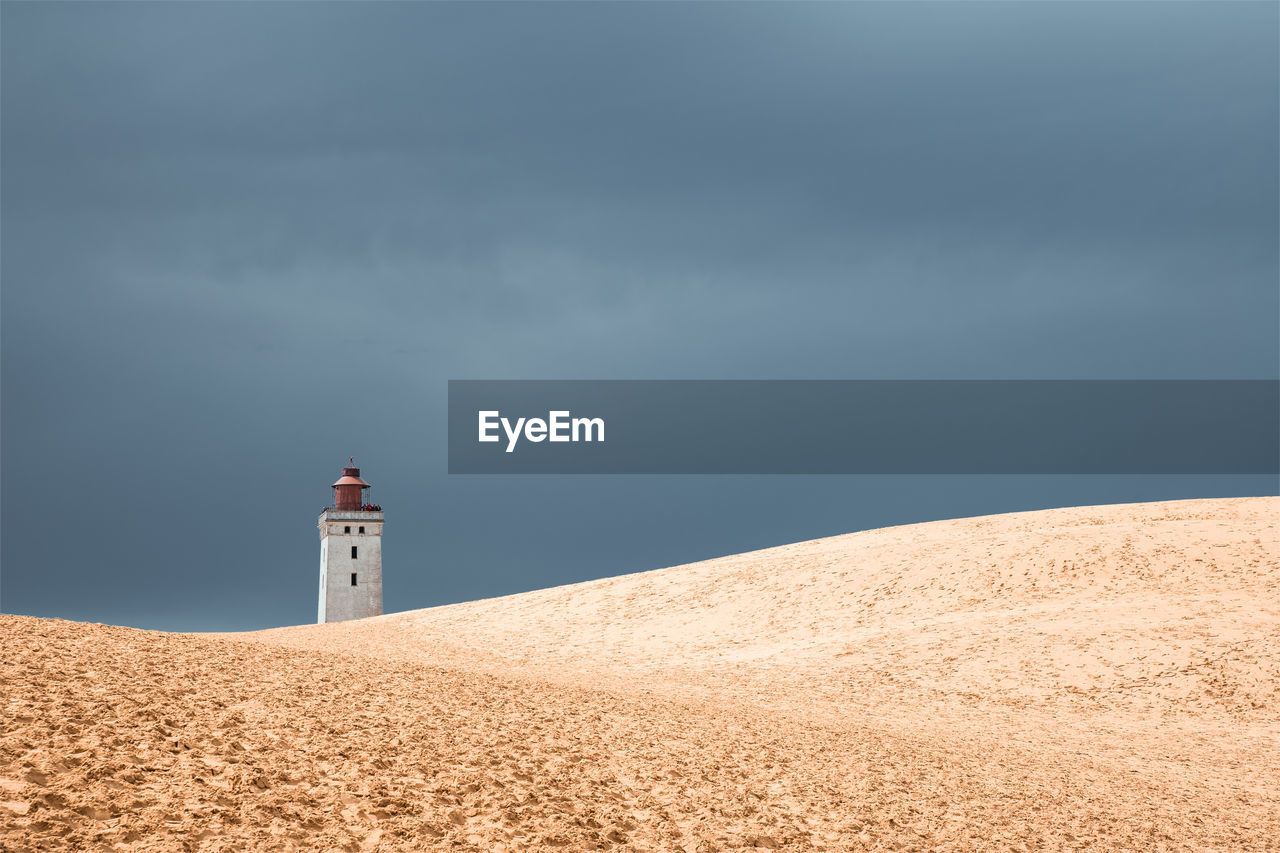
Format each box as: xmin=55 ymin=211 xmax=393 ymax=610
xmin=319 ymin=507 xmax=385 ymax=520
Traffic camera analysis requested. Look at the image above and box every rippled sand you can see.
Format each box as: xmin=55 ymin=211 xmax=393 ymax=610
xmin=3 ymin=497 xmax=1278 ymax=851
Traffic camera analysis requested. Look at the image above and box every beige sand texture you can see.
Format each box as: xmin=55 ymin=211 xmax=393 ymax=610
xmin=3 ymin=496 xmax=1278 ymax=852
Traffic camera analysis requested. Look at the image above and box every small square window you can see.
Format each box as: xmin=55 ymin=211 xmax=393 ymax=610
xmin=351 ymin=573 xmax=358 ymax=586
xmin=344 ymin=526 xmax=351 ymax=533
xmin=358 ymin=526 xmax=365 ymax=534
xmin=351 ymin=546 xmax=358 ymax=559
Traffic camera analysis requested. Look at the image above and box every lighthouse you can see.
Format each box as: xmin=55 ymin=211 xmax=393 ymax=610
xmin=317 ymin=460 xmax=383 ymax=623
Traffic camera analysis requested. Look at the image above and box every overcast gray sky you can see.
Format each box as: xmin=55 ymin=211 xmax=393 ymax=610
xmin=2 ymin=2 xmax=1276 ymax=631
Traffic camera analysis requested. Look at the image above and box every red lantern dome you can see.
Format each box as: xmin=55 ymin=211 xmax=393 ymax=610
xmin=331 ymin=458 xmax=371 ymax=510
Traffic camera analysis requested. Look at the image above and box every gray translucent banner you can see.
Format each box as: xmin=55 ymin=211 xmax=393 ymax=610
xmin=447 ymin=380 xmax=1278 ymax=475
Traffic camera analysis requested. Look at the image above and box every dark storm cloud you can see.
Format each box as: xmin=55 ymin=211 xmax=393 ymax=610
xmin=2 ymin=2 xmax=1276 ymax=629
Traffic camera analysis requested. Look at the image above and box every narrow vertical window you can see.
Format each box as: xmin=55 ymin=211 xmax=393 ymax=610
xmin=344 ymin=526 xmax=351 ymax=533
xmin=358 ymin=526 xmax=365 ymax=534
xmin=351 ymin=573 xmax=358 ymax=586
xmin=351 ymin=546 xmax=358 ymax=559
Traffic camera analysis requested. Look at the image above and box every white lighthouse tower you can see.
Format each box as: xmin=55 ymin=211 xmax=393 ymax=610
xmin=317 ymin=459 xmax=383 ymax=623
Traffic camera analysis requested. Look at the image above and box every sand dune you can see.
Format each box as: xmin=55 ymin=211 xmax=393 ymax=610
xmin=3 ymin=497 xmax=1278 ymax=851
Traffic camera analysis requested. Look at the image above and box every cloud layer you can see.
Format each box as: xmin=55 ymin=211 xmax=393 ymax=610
xmin=3 ymin=3 xmax=1276 ymax=628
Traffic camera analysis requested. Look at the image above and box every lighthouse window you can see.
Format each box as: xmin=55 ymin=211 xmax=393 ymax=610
xmin=351 ymin=546 xmax=358 ymax=559
xmin=358 ymin=526 xmax=365 ymax=533
xmin=344 ymin=526 xmax=351 ymax=533
xmin=351 ymin=573 xmax=358 ymax=586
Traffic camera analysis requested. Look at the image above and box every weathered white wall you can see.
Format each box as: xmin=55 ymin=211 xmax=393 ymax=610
xmin=317 ymin=510 xmax=383 ymax=623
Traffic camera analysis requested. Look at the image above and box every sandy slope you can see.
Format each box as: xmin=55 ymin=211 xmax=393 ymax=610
xmin=3 ymin=497 xmax=1278 ymax=851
